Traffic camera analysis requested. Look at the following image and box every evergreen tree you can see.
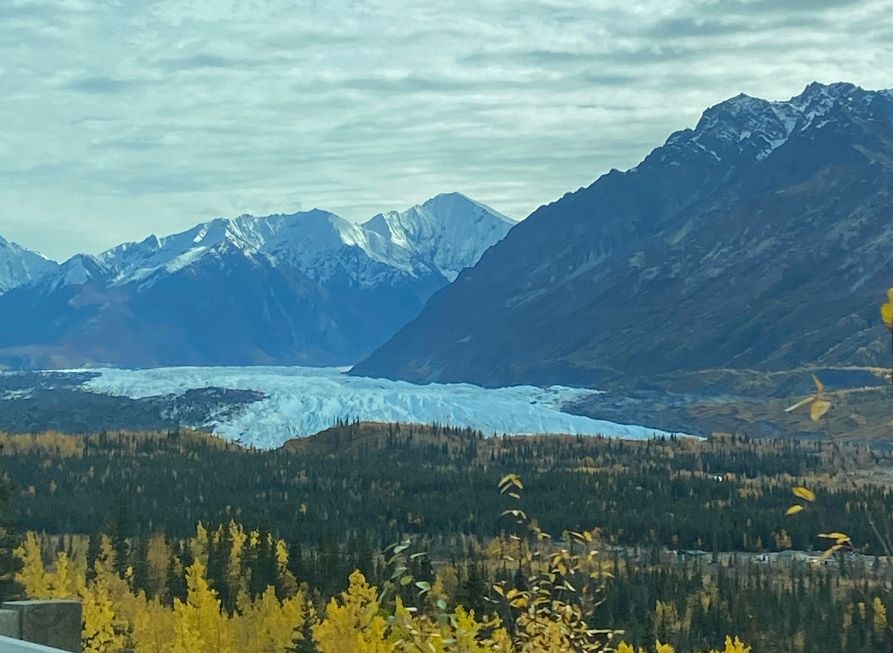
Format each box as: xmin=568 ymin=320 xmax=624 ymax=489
xmin=0 ymin=462 xmax=22 ymax=600
xmin=456 ymin=562 xmax=489 ymax=616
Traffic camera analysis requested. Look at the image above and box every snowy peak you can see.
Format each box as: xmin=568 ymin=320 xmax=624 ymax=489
xmin=262 ymin=210 xmax=369 ymax=264
xmin=353 ymin=82 xmax=893 ymax=387
xmin=0 ymin=193 xmax=513 ymax=369
xmin=0 ymin=235 xmax=58 ymax=293
xmin=76 ymin=194 xmax=515 ymax=290
xmin=95 ymin=215 xmax=280 ymax=285
xmin=364 ymin=192 xmax=516 ymax=281
xmin=662 ymin=82 xmax=893 ymax=165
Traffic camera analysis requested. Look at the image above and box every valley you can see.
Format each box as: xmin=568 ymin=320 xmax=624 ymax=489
xmin=3 ymin=0 xmax=893 ymax=647
xmin=0 ymin=367 xmax=670 ymax=447
xmin=4 ymin=363 xmax=891 ymax=447
xmin=3 ymin=81 xmax=893 ymax=653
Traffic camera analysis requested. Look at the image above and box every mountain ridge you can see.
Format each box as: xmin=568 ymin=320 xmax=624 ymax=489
xmin=0 ymin=193 xmax=514 ymax=369
xmin=0 ymin=235 xmax=59 ymax=294
xmin=352 ymin=82 xmax=893 ymax=387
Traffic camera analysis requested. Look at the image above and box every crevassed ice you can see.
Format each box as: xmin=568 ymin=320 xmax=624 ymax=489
xmin=81 ymin=366 xmax=674 ymax=449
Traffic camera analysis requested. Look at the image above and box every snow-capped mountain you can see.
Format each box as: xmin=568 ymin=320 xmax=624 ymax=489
xmin=365 ymin=193 xmax=515 ymax=281
xmin=0 ymin=193 xmax=515 ymax=369
xmin=354 ymin=83 xmax=893 ymax=387
xmin=0 ymin=235 xmax=58 ymax=294
xmin=65 ymin=192 xmax=513 ymax=291
xmin=655 ymin=82 xmax=893 ymax=166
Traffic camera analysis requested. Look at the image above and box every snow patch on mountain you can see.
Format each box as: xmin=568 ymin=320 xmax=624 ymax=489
xmin=80 ymin=193 xmax=514 ymax=290
xmin=0 ymin=235 xmax=59 ymax=293
xmin=364 ymin=192 xmax=516 ymax=281
xmin=663 ymin=82 xmax=873 ymax=164
xmin=80 ymin=366 xmax=673 ymax=448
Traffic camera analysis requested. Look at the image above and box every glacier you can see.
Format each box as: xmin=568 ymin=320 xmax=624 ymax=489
xmin=80 ymin=366 xmax=674 ymax=448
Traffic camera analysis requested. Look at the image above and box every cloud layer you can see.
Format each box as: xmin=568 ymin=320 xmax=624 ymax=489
xmin=1 ymin=0 xmax=891 ymax=259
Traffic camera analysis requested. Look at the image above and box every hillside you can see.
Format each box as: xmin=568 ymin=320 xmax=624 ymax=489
xmin=353 ymin=83 xmax=893 ymax=388
xmin=4 ymin=422 xmax=891 ymax=552
xmin=6 ymin=424 xmax=892 ymax=652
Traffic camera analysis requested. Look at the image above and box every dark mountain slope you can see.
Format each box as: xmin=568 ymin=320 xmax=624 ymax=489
xmin=353 ymin=83 xmax=893 ymax=386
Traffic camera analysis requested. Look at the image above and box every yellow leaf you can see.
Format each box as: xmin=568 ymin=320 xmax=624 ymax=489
xmin=810 ymin=399 xmax=832 ymax=422
xmin=792 ymin=487 xmax=816 ymax=502
xmin=812 ymin=374 xmax=825 ymax=394
xmin=498 ymin=473 xmax=517 ymax=491
xmin=882 ymin=302 xmax=893 ymax=329
xmin=818 ymin=532 xmax=850 ymax=542
xmin=888 ymin=288 xmax=893 ymax=305
xmin=509 ymin=595 xmax=528 ymax=608
xmin=786 ymin=505 xmax=805 ymax=515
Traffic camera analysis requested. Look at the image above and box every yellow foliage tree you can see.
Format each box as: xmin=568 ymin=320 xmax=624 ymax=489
xmin=15 ymin=524 xmax=752 ymax=653
xmin=171 ymin=559 xmax=233 ymax=653
xmin=617 ymin=637 xmax=749 ymax=653
xmin=16 ymin=527 xmax=316 ymax=653
xmin=130 ymin=597 xmax=178 ymax=653
xmin=315 ymin=570 xmax=510 ymax=653
xmin=226 ymin=520 xmax=248 ymax=605
xmin=81 ymin=576 xmax=125 ymax=653
xmin=873 ymin=596 xmax=887 ymax=634
xmin=145 ymin=533 xmax=171 ymax=601
xmin=235 ymin=585 xmax=308 ymax=653
xmin=314 ymin=570 xmax=391 ymax=653
xmin=15 ymin=532 xmax=48 ymax=598
xmin=191 ymin=522 xmax=209 ymax=568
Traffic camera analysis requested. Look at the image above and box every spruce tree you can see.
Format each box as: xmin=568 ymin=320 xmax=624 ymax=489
xmin=0 ymin=460 xmax=22 ymax=600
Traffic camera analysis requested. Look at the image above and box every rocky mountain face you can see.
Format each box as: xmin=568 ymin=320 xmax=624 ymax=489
xmin=353 ymin=83 xmax=893 ymax=387
xmin=0 ymin=235 xmax=58 ymax=294
xmin=0 ymin=193 xmax=514 ymax=369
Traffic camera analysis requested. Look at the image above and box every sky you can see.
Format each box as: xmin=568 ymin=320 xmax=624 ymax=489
xmin=1 ymin=0 xmax=892 ymax=261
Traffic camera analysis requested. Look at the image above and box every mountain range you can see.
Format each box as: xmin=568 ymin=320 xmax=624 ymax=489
xmin=0 ymin=193 xmax=514 ymax=369
xmin=353 ymin=82 xmax=893 ymax=387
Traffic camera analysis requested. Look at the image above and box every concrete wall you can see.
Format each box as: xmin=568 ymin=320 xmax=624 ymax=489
xmin=0 ymin=602 xmax=81 ymax=653
xmin=0 ymin=635 xmax=75 ymax=653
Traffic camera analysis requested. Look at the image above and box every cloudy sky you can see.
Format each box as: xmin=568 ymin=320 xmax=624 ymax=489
xmin=1 ymin=0 xmax=891 ymax=260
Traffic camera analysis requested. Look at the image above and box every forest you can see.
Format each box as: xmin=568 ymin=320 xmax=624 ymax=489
xmin=1 ymin=422 xmax=892 ymax=651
